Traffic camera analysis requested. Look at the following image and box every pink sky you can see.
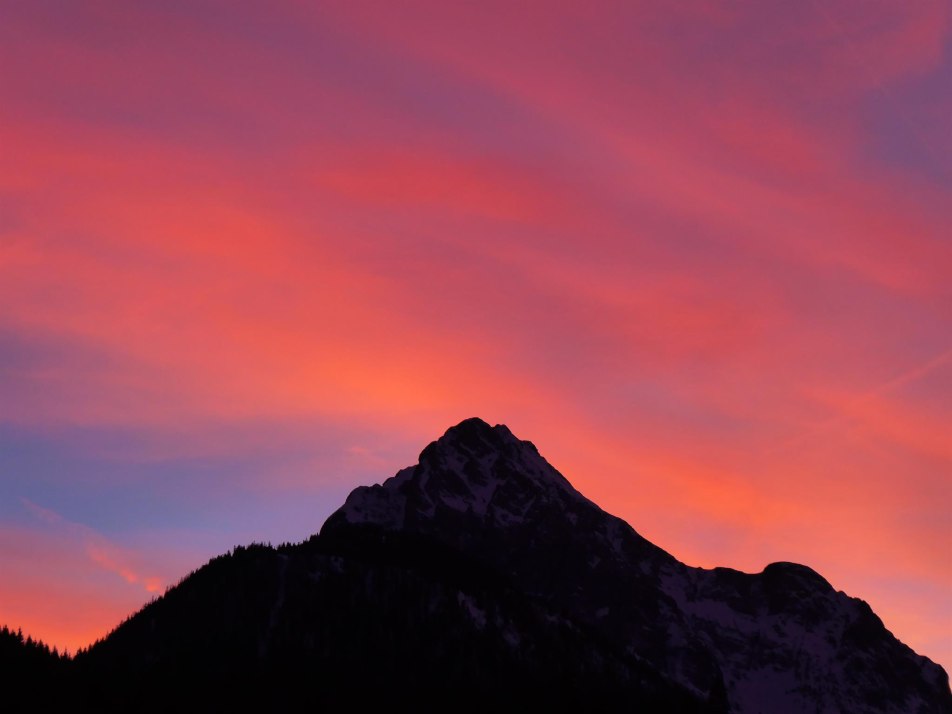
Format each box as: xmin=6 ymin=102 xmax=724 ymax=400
xmin=0 ymin=1 xmax=949 ymax=666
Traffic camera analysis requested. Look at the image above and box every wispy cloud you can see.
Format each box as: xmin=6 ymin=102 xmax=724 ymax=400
xmin=21 ymin=499 xmax=163 ymax=594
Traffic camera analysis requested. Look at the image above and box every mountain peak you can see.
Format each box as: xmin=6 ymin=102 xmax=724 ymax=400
xmin=323 ymin=417 xmax=586 ymax=534
xmin=420 ymin=417 xmax=524 ymax=462
xmin=442 ymin=415 xmax=511 ymax=439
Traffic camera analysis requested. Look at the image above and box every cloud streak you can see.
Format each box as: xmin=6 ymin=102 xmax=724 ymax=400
xmin=21 ymin=499 xmax=163 ymax=595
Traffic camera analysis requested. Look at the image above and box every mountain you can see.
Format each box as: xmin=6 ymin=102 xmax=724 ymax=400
xmin=7 ymin=418 xmax=951 ymax=712
xmin=322 ymin=418 xmax=951 ymax=713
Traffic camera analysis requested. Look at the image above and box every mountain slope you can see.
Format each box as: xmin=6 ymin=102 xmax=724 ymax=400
xmin=1 ymin=625 xmax=70 ymax=711
xmin=78 ymin=533 xmax=713 ymax=712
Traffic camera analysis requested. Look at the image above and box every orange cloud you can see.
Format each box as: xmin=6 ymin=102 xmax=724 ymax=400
xmin=21 ymin=500 xmax=164 ymax=596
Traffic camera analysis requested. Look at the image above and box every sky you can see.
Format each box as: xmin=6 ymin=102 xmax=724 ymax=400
xmin=0 ymin=0 xmax=949 ymax=666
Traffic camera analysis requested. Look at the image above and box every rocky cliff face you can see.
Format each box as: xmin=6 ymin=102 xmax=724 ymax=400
xmin=323 ymin=417 xmax=951 ymax=713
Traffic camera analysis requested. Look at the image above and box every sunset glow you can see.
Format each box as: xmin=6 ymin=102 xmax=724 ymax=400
xmin=1 ymin=1 xmax=949 ymax=665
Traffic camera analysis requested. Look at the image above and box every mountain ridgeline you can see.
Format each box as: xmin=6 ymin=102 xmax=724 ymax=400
xmin=6 ymin=418 xmax=951 ymax=712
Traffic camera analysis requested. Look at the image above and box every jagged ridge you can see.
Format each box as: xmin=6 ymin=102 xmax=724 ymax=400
xmin=323 ymin=417 xmax=952 ymax=714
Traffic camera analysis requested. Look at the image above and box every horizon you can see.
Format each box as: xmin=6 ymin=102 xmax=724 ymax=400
xmin=1 ymin=1 xmax=949 ymax=670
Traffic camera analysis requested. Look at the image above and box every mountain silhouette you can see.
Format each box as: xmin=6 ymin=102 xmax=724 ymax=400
xmin=5 ymin=418 xmax=951 ymax=712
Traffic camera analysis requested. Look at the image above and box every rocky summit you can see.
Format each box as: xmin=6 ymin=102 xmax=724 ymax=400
xmin=325 ymin=418 xmax=950 ymax=713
